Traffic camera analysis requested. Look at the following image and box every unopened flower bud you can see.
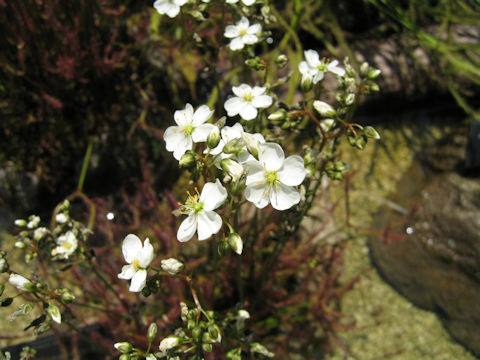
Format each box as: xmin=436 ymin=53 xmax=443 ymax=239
xmin=367 ymin=68 xmax=381 ymax=79
xmin=58 ymin=288 xmax=75 ymax=303
xmin=245 ymin=57 xmax=266 ymax=71
xmin=313 ymin=101 xmax=336 ymax=117
xmin=230 ymin=175 xmax=246 ymax=196
xmin=345 ymin=93 xmax=355 ymax=106
xmin=221 ymin=159 xmax=244 ymax=182
xmin=33 ymin=227 xmax=49 ymax=242
xmin=370 ymin=83 xmax=380 ymax=92
xmin=223 ymin=138 xmax=245 ymax=154
xmin=207 ymin=127 xmax=221 ymax=149
xmin=27 ymin=215 xmax=40 ymax=229
xmin=114 ymin=342 xmax=133 ymax=354
xmin=119 ymin=355 xmax=131 ymax=360
xmin=9 ymin=274 xmax=33 ymax=292
xmin=161 ymin=258 xmax=185 ymax=275
xmin=47 ymin=304 xmax=61 ymax=324
xmin=360 ymin=62 xmax=369 ymax=77
xmin=238 ymin=309 xmax=250 ymax=319
xmin=180 ymin=302 xmax=188 ymax=322
xmin=301 ymin=76 xmax=313 ymax=92
xmin=147 ymin=323 xmax=158 ymax=343
xmin=179 ymin=151 xmax=196 ymax=169
xmin=202 ymin=343 xmax=213 ymax=352
xmin=228 ymin=233 xmax=243 ymax=255
xmin=14 ymin=219 xmax=27 ymax=227
xmin=364 ymin=126 xmax=381 ymax=140
xmin=267 ymin=109 xmax=287 ymax=122
xmin=208 ymin=324 xmax=221 ymax=342
xmin=0 ymin=258 xmax=9 ymax=273
xmin=320 ymin=119 xmax=335 ymax=133
xmin=275 ymin=54 xmax=288 ymax=67
xmin=241 ymin=132 xmax=262 ymax=159
xmin=159 ymin=336 xmax=181 ymax=351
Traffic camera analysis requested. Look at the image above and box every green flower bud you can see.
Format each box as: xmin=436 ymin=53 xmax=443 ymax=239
xmin=33 ymin=227 xmax=49 ymax=242
xmin=179 ymin=151 xmax=196 ymax=169
xmin=359 ymin=62 xmax=369 ymax=77
xmin=345 ymin=93 xmax=355 ymax=106
xmin=202 ymin=343 xmax=213 ymax=352
xmin=114 ymin=342 xmax=133 ymax=354
xmin=301 ymin=76 xmax=313 ymax=92
xmin=218 ymin=240 xmax=230 ymax=256
xmin=15 ymin=241 xmax=26 ymax=249
xmin=147 ymin=323 xmax=158 ymax=343
xmin=275 ymin=54 xmax=288 ymax=67
xmin=228 ymin=233 xmax=243 ymax=255
xmin=370 ymin=83 xmax=380 ymax=92
xmin=14 ymin=219 xmax=27 ymax=227
xmin=313 ymin=101 xmax=336 ymax=117
xmin=364 ymin=126 xmax=381 ymax=140
xmin=223 ymin=138 xmax=245 ymax=154
xmin=119 ymin=354 xmax=131 ymax=360
xmin=267 ymin=109 xmax=287 ymax=123
xmin=60 ymin=289 xmax=76 ymax=303
xmin=367 ymin=68 xmax=381 ymax=80
xmin=192 ymin=327 xmax=202 ymax=340
xmin=180 ymin=302 xmax=188 ymax=322
xmin=207 ymin=126 xmax=221 ymax=149
xmin=250 ymin=343 xmax=274 ymax=357
xmin=0 ymin=258 xmax=8 ymax=273
xmin=47 ymin=304 xmax=61 ymax=324
xmin=245 ymin=57 xmax=266 ymax=71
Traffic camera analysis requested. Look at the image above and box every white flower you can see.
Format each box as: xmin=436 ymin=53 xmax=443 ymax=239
xmin=9 ymin=274 xmax=33 ymax=291
xmin=226 ymin=0 xmax=257 ymax=5
xmin=51 ymin=231 xmax=78 ymax=259
xmin=161 ymin=258 xmax=184 ymax=274
xmin=118 ymin=234 xmax=154 ymax=292
xmin=299 ymin=50 xmax=345 ymax=85
xmin=33 ymin=227 xmax=49 ymax=241
xmin=55 ymin=213 xmax=68 ymax=224
xmin=245 ymin=143 xmax=306 ymax=210
xmin=153 ymin=0 xmax=188 ymax=18
xmin=176 ymin=179 xmax=227 ymax=242
xmin=159 ymin=335 xmax=181 ymax=351
xmin=224 ymin=17 xmax=261 ymax=51
xmin=164 ymin=103 xmax=215 ymax=160
xmin=224 ymin=84 xmax=272 ymax=120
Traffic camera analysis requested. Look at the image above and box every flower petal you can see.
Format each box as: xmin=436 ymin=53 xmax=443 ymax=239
xmin=174 ymin=104 xmax=194 ymax=126
xmin=138 ymin=238 xmax=154 ymax=268
xmin=239 ymin=103 xmax=258 ymax=120
xmin=224 ymin=25 xmax=240 ymax=38
xmin=192 ymin=123 xmax=215 ymax=143
xmin=177 ymin=215 xmax=197 ymax=242
xmin=258 ymin=143 xmax=284 ymax=171
xmin=192 ymin=105 xmax=214 ymax=126
xmin=129 ymin=269 xmax=147 ymax=292
xmin=172 ymin=136 xmax=193 ymax=160
xmin=277 ymin=155 xmax=306 ymax=186
xmin=245 ymin=160 xmax=265 ymax=186
xmin=269 ymin=182 xmax=300 ymax=210
xmin=122 ymin=234 xmax=142 ymax=263
xmin=229 ymin=37 xmax=245 ymax=51
xmin=247 ymin=23 xmax=261 ymax=34
xmin=118 ymin=264 xmax=136 ymax=280
xmin=252 ymin=94 xmax=273 ymax=109
xmin=245 ymin=183 xmax=270 ymax=209
xmin=222 ymin=123 xmax=244 ymax=142
xmin=304 ymin=49 xmax=320 ymax=67
xmin=165 ymin=4 xmax=180 ymax=18
xmin=164 ymin=126 xmax=184 ymax=151
xmin=200 ymin=179 xmax=227 ymax=211
xmin=196 ymin=210 xmax=222 ymax=240
xmin=238 ymin=16 xmax=249 ymax=28
xmin=232 ymin=84 xmax=250 ymax=97
xmin=241 ymin=34 xmax=258 ymax=45
xmin=224 ymin=97 xmax=244 ymax=117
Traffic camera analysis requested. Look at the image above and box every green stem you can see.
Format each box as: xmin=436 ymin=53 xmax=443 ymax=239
xmin=77 ymin=140 xmax=93 ymax=192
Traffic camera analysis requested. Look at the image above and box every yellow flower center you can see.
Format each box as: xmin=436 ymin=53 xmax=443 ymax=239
xmin=182 ymin=124 xmax=195 ymax=135
xmin=132 ymin=259 xmax=141 ymax=270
